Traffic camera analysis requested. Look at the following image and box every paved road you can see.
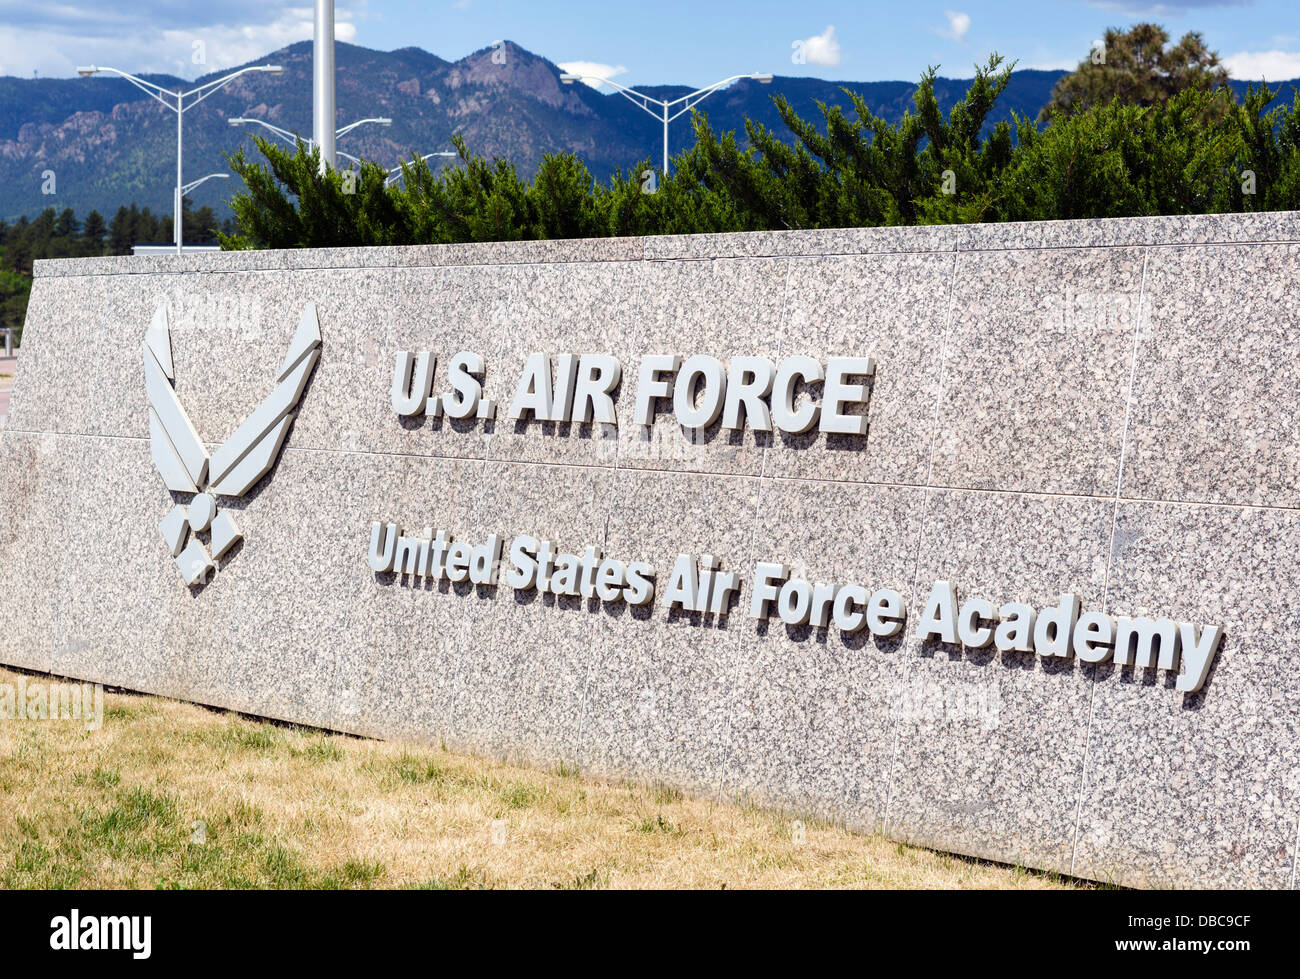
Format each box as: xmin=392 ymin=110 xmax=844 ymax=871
xmin=0 ymin=355 xmax=16 ymax=431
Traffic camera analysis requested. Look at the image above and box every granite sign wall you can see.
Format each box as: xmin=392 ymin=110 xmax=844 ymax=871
xmin=2 ymin=211 xmax=1299 ymax=888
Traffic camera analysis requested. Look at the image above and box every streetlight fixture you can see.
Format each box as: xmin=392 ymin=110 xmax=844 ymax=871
xmin=78 ymin=63 xmax=282 ymax=253
xmin=560 ymin=70 xmax=773 ymax=175
xmin=332 ymin=150 xmax=457 ymax=186
xmin=173 ymin=173 xmax=228 ymax=246
xmin=382 ymin=152 xmax=458 ymax=187
xmin=176 ymin=171 xmax=229 ymax=219
xmin=229 ymin=116 xmax=391 ymax=152
xmin=335 ymin=117 xmax=393 ymax=140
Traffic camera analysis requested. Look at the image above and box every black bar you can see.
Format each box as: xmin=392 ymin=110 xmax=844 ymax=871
xmin=0 ymin=889 xmax=1284 ymax=966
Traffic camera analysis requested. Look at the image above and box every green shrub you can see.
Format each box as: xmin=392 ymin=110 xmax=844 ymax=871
xmin=222 ymin=58 xmax=1300 ymax=250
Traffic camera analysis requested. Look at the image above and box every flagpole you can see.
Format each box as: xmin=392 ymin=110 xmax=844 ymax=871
xmin=313 ymin=0 xmax=337 ymax=172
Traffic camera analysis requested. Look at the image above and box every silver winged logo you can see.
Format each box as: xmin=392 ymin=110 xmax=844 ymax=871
xmin=144 ymin=302 xmax=322 ymax=585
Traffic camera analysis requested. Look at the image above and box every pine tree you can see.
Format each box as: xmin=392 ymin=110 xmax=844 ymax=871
xmin=108 ymin=206 xmax=133 ymax=254
xmin=182 ymin=201 xmax=221 ymax=244
xmin=1041 ymin=24 xmax=1229 ymax=121
xmin=81 ymin=210 xmax=107 ymax=251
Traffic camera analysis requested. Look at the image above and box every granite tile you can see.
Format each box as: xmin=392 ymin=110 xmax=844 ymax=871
xmin=1120 ymin=244 xmax=1300 ymax=507
xmin=0 ymin=431 xmax=85 ymax=674
xmin=722 ymin=478 xmax=926 ymax=829
xmin=643 ymin=226 xmax=955 ymax=260
xmin=580 ymin=469 xmax=759 ymax=794
xmin=45 ymin=436 xmax=176 ymax=693
xmin=2 ymin=274 xmax=146 ymax=438
xmin=421 ymin=236 xmax=644 ymax=267
xmin=616 ymin=258 xmax=789 ymax=477
xmin=884 ymin=489 xmax=1112 ymax=873
xmin=929 ymin=247 xmax=1144 ymax=496
xmin=31 ymin=235 xmax=645 ymax=279
xmin=445 ymin=460 xmax=611 ymax=766
xmin=953 ymin=211 xmax=1300 ymax=251
xmin=1072 ymin=501 xmax=1300 ymax=889
xmin=762 ymin=252 xmax=953 ymax=486
xmin=30 ymin=212 xmax=1300 ymax=281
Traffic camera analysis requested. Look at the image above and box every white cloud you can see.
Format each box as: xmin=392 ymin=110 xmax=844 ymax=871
xmin=556 ymin=61 xmax=629 ymax=89
xmin=0 ymin=2 xmax=359 ymax=79
xmin=796 ymin=26 xmax=841 ymax=68
xmin=941 ymin=11 xmax=971 ymax=44
xmin=1224 ymin=49 xmax=1300 ymax=82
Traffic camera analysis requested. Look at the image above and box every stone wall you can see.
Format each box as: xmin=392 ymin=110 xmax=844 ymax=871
xmin=3 ymin=212 xmax=1300 ymax=887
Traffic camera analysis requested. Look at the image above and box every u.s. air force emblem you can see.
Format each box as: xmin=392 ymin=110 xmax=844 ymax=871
xmin=143 ymin=302 xmax=322 ymax=585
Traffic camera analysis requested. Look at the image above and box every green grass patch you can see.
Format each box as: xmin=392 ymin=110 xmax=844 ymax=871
xmin=291 ymin=738 xmax=343 ymax=763
xmin=499 ymin=781 xmax=543 ymax=811
xmin=185 ymin=722 xmax=281 ymax=754
xmin=392 ymin=751 xmax=448 ymax=785
xmin=0 ymin=783 xmax=385 ymax=889
xmin=649 ymin=781 xmax=684 ymax=805
xmin=104 ymin=703 xmax=160 ymax=723
xmin=634 ymin=813 xmax=681 ymax=836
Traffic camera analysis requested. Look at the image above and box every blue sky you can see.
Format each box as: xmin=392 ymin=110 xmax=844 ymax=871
xmin=2 ymin=0 xmax=1298 ymax=84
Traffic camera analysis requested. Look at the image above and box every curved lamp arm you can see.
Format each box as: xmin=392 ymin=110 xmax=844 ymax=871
xmin=229 ymin=117 xmax=309 ymax=148
xmin=76 ymin=65 xmax=176 ymax=110
xmin=184 ymin=65 xmax=282 ymax=111
xmin=335 ymin=117 xmax=392 ymax=139
xmin=666 ymin=73 xmax=772 ymax=123
xmin=560 ymin=72 xmax=667 ymax=121
xmin=179 ymin=172 xmax=229 ymax=196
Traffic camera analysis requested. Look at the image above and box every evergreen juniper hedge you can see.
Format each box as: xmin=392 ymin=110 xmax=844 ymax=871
xmin=213 ymin=56 xmax=1300 ymax=249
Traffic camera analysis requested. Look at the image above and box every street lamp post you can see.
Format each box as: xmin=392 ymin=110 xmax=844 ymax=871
xmin=560 ymin=71 xmax=773 ymax=175
xmin=174 ymin=173 xmax=229 ymax=245
xmin=78 ymin=63 xmax=282 ymax=254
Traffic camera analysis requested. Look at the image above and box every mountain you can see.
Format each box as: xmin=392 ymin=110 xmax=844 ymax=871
xmin=1 ymin=40 xmax=1296 ymax=223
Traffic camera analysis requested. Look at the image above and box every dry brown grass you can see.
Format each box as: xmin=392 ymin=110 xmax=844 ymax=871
xmin=0 ymin=666 xmax=1083 ymax=889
